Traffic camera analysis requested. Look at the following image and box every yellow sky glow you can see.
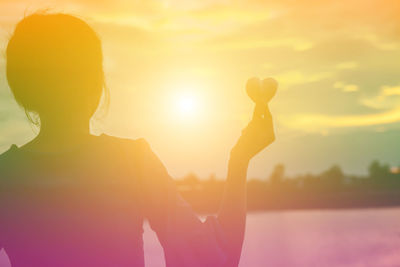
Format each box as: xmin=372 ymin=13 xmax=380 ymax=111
xmin=1 ymin=0 xmax=400 ymax=176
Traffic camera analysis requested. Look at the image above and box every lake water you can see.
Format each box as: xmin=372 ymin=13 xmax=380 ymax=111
xmin=1 ymin=207 xmax=400 ymax=267
xmin=143 ymin=207 xmax=400 ymax=267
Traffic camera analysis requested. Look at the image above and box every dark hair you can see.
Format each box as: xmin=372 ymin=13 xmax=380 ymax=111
xmin=6 ymin=12 xmax=109 ymax=125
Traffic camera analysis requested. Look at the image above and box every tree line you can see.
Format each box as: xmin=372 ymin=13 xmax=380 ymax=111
xmin=176 ymin=160 xmax=400 ymax=213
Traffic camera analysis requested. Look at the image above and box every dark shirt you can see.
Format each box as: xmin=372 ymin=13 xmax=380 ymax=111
xmin=0 ymin=135 xmax=227 ymax=267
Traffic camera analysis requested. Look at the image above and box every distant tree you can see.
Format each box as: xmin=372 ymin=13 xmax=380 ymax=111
xmin=321 ymin=165 xmax=344 ymax=179
xmin=368 ymin=160 xmax=390 ymax=179
xmin=299 ymin=173 xmax=318 ymax=190
xmin=183 ymin=172 xmax=200 ymax=187
xmin=269 ymin=164 xmax=285 ymax=185
xmin=203 ymin=173 xmax=224 ymax=195
xmin=368 ymin=160 xmax=398 ymax=190
xmin=207 ymin=173 xmax=217 ymax=182
xmin=320 ymin=165 xmax=344 ymax=191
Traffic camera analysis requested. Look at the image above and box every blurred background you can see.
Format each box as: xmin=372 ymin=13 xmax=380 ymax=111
xmin=1 ymin=1 xmax=400 ymax=266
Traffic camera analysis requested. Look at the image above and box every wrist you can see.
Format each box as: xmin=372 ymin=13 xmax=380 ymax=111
xmin=229 ymin=151 xmax=250 ymax=167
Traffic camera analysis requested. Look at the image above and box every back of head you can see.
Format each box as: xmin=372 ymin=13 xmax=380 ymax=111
xmin=6 ymin=13 xmax=105 ymax=123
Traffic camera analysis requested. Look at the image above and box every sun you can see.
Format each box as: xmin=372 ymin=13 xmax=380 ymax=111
xmin=174 ymin=92 xmax=200 ymax=119
xmin=177 ymin=94 xmax=197 ymax=115
xmin=165 ymin=81 xmax=208 ymax=124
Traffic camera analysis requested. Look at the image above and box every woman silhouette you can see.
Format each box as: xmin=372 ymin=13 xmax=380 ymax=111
xmin=0 ymin=13 xmax=275 ymax=267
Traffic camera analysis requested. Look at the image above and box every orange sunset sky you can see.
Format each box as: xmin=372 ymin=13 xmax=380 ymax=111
xmin=1 ymin=0 xmax=400 ymax=178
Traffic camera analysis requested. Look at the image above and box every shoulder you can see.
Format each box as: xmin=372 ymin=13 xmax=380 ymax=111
xmin=0 ymin=145 xmax=18 ymax=165
xmin=100 ymin=134 xmax=168 ymax=173
xmin=0 ymin=145 xmax=17 ymax=160
xmin=99 ymin=134 xmax=161 ymax=166
xmin=100 ymin=134 xmax=151 ymax=154
xmin=0 ymin=145 xmax=18 ymax=181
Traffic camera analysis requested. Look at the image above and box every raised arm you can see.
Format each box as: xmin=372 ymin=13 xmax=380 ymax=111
xmin=217 ymin=104 xmax=275 ymax=266
xmin=138 ymin=79 xmax=276 ymax=267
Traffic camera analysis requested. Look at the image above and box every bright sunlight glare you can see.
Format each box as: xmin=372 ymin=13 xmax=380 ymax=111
xmin=163 ymin=80 xmax=210 ymax=126
xmin=176 ymin=93 xmax=198 ymax=118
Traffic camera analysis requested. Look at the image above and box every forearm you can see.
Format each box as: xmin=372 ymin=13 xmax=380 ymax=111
xmin=217 ymin=155 xmax=249 ymax=265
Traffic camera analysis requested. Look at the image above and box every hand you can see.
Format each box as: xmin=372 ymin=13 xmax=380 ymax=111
xmin=230 ymin=104 xmax=275 ymax=163
xmin=231 ymin=76 xmax=277 ymax=163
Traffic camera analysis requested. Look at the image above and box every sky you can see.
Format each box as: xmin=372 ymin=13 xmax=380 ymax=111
xmin=0 ymin=0 xmax=400 ymax=179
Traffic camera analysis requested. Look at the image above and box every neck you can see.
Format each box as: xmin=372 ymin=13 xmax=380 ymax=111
xmin=38 ymin=118 xmax=91 ymax=140
xmin=24 ymin=115 xmax=93 ymax=152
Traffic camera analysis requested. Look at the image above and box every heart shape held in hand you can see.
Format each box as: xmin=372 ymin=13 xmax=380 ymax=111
xmin=246 ymin=77 xmax=278 ymax=105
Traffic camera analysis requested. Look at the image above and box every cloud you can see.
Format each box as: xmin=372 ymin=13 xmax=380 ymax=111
xmin=275 ymin=70 xmax=333 ymax=89
xmin=282 ymin=107 xmax=400 ymax=133
xmin=335 ymin=61 xmax=359 ymax=70
xmin=206 ymin=38 xmax=314 ymax=52
xmin=333 ymin=81 xmax=359 ymax=92
xmin=358 ymin=33 xmax=400 ymax=51
xmin=360 ymin=84 xmax=400 ymax=110
xmin=382 ymin=85 xmax=400 ymax=96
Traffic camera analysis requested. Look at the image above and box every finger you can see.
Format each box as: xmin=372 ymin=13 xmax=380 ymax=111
xmin=260 ymin=107 xmax=273 ymax=130
xmin=252 ymin=103 xmax=267 ymax=120
xmin=263 ymin=106 xmax=272 ymax=120
xmin=252 ymin=106 xmax=273 ymax=130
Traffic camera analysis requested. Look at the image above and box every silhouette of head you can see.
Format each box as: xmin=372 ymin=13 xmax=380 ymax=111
xmin=6 ymin=13 xmax=105 ymax=125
